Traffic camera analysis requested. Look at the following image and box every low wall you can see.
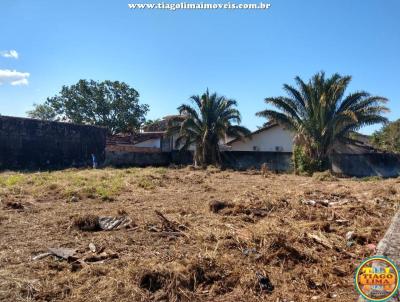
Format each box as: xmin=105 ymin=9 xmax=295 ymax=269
xmin=105 ymin=150 xmax=400 ymax=177
xmin=105 ymin=150 xmax=292 ymax=171
xmin=330 ymin=153 xmax=400 ymax=178
xmin=221 ymin=151 xmax=293 ymax=171
xmin=0 ymin=116 xmax=107 ymax=170
xmin=104 ymin=150 xmax=193 ymax=167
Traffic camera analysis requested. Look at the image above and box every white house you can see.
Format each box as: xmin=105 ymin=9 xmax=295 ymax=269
xmin=107 ymin=117 xmax=294 ymax=153
xmin=226 ymin=123 xmax=294 ymax=152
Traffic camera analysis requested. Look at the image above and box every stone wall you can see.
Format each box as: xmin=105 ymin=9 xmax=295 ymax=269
xmin=0 ymin=116 xmax=107 ymax=170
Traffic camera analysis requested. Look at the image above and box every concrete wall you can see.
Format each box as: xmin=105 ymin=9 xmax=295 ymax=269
xmin=104 ymin=149 xmax=400 ymax=178
xmin=229 ymin=125 xmax=294 ymax=152
xmin=0 ymin=116 xmax=106 ymax=170
xmin=105 ymin=149 xmax=292 ymax=171
xmin=330 ymin=153 xmax=400 ymax=178
xmin=221 ymin=151 xmax=293 ymax=171
xmin=104 ymin=150 xmax=193 ymax=167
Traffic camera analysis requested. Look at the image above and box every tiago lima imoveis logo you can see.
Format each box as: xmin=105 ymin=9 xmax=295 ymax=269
xmin=355 ymin=256 xmax=399 ymax=301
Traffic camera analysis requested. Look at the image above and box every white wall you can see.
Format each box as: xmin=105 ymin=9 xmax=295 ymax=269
xmin=229 ymin=125 xmax=294 ymax=152
xmin=133 ymin=138 xmax=161 ymax=148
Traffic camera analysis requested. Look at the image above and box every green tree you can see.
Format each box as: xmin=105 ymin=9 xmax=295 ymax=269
xmin=169 ymin=90 xmax=250 ymax=167
xmin=27 ymin=80 xmax=149 ymax=134
xmin=371 ymin=119 xmax=400 ymax=153
xmin=27 ymin=103 xmax=58 ymax=121
xmin=257 ymin=72 xmax=388 ymax=172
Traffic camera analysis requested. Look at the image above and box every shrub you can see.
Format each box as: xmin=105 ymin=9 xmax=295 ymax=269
xmin=292 ymin=145 xmax=322 ymax=175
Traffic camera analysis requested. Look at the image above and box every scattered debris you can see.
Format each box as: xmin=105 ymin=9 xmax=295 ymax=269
xmin=32 ymin=247 xmax=77 ymax=261
xmin=47 ymin=247 xmax=77 ymax=260
xmin=73 ymin=215 xmax=132 ymax=231
xmin=345 ymin=231 xmax=355 ymax=241
xmin=266 ymin=238 xmax=317 ymax=265
xmin=302 ymin=200 xmax=317 ymax=206
xmin=154 ymin=210 xmax=181 ymax=232
xmin=332 ymin=266 xmax=347 ymax=277
xmin=31 ymin=252 xmax=53 ymax=261
xmin=33 ymin=245 xmax=118 ymax=266
xmin=307 ymin=233 xmax=333 ymax=249
xmin=83 ymin=251 xmax=118 ymax=263
xmin=98 ymin=216 xmax=132 ymax=230
xmin=3 ymin=201 xmax=25 ymax=211
xmin=3 ymin=168 xmax=398 ymax=301
xmin=67 ymin=196 xmax=79 ymax=203
xmin=345 ymin=231 xmax=368 ymax=245
xmin=242 ymin=248 xmax=262 ymax=260
xmin=327 ymin=292 xmax=338 ymax=299
xmin=334 ymin=219 xmax=349 ymax=225
xmin=256 ymin=272 xmax=274 ymax=293
xmin=302 ymin=199 xmax=349 ymax=207
xmin=89 ymin=243 xmax=96 ymax=253
xmin=73 ymin=215 xmax=101 ymax=231
xmin=209 ymin=200 xmax=232 ymax=213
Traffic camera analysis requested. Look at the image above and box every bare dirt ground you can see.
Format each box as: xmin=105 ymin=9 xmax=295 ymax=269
xmin=0 ymin=167 xmax=399 ymax=302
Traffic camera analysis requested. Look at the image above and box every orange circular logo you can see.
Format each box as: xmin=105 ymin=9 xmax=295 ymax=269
xmin=355 ymin=256 xmax=399 ymax=301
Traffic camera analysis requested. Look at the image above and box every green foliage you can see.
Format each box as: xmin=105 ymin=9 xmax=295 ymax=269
xmin=168 ymin=90 xmax=251 ymax=167
xmin=371 ymin=119 xmax=400 ymax=153
xmin=257 ymin=71 xmax=389 ymax=172
xmin=292 ymin=145 xmax=322 ymax=175
xmin=26 ymin=103 xmax=58 ymax=121
xmin=27 ymin=80 xmax=149 ymax=134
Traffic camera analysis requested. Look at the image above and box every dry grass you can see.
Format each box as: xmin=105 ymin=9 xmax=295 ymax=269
xmin=0 ymin=167 xmax=399 ymax=302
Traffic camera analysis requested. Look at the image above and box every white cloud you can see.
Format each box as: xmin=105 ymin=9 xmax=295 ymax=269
xmin=0 ymin=50 xmax=19 ymax=59
xmin=0 ymin=69 xmax=30 ymax=86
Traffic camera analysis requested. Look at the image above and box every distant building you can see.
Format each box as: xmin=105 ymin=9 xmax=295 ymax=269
xmin=106 ymin=115 xmax=184 ymax=153
xmin=226 ymin=123 xmax=294 ymax=152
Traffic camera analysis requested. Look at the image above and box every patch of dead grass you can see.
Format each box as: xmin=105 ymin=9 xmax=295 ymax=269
xmin=0 ymin=168 xmax=398 ymax=301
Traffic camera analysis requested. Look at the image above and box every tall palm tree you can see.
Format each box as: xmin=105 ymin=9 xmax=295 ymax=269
xmin=257 ymin=72 xmax=389 ymax=171
xmin=168 ymin=90 xmax=250 ymax=166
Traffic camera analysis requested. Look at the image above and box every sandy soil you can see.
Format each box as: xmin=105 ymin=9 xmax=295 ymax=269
xmin=0 ymin=167 xmax=399 ymax=302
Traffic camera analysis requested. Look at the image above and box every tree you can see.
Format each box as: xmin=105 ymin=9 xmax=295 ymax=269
xmin=168 ymin=90 xmax=250 ymax=167
xmin=27 ymin=103 xmax=58 ymax=121
xmin=27 ymin=80 xmax=149 ymax=134
xmin=371 ymin=119 xmax=400 ymax=153
xmin=256 ymin=72 xmax=388 ymax=172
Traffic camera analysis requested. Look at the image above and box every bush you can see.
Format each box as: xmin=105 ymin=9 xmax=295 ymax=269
xmin=292 ymin=145 xmax=322 ymax=175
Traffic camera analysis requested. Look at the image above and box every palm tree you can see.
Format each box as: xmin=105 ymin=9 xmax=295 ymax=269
xmin=256 ymin=72 xmax=389 ymax=171
xmin=168 ymin=90 xmax=250 ymax=167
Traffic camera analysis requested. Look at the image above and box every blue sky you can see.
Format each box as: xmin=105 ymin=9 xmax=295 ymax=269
xmin=0 ymin=0 xmax=399 ymax=134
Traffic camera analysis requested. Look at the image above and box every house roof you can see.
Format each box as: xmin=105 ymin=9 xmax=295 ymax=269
xmin=332 ymin=138 xmax=380 ymax=154
xmin=142 ymin=115 xmax=185 ymax=132
xmin=107 ymin=132 xmax=165 ymax=145
xmin=227 ymin=122 xmax=279 ymax=145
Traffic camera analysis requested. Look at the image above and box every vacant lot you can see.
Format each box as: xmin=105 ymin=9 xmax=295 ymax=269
xmin=0 ymin=167 xmax=399 ymax=302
